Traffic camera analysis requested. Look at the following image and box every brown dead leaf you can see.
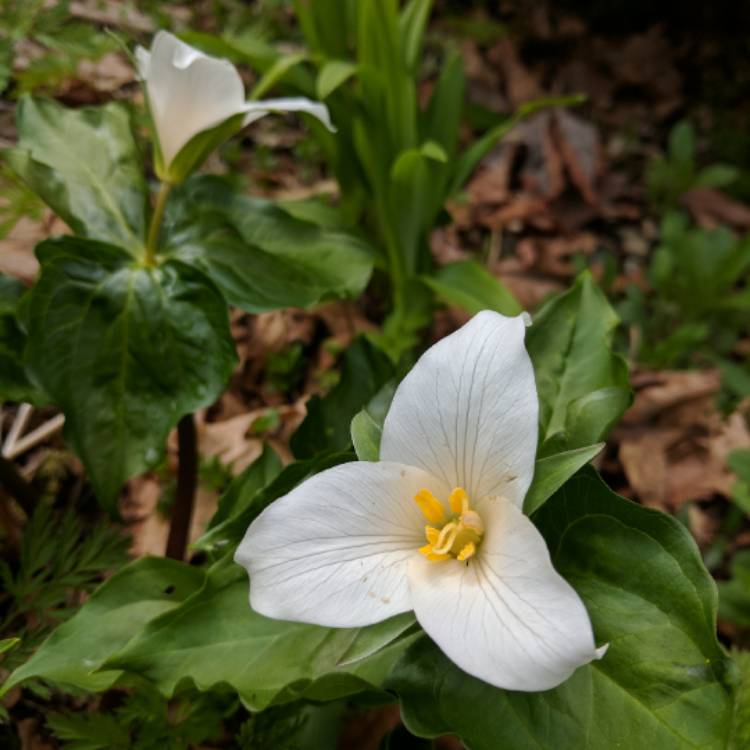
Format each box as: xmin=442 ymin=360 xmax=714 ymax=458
xmin=489 ymin=37 xmax=543 ymax=108
xmin=17 ymin=718 xmax=55 ymax=750
xmin=516 ymin=233 xmax=598 ymax=277
xmin=515 ymin=112 xmax=565 ymax=201
xmin=467 ymin=143 xmax=519 ymax=207
xmin=616 ymin=370 xmax=750 ymax=509
xmin=75 ymin=52 xmax=134 ymax=93
xmin=481 ymin=193 xmax=550 ymax=230
xmin=623 ymin=370 xmax=721 ymax=424
xmin=555 ymin=109 xmax=603 ymax=205
xmin=0 ymin=211 xmax=69 ymax=283
xmin=197 ymin=412 xmax=264 ymax=475
xmin=681 ymin=186 xmax=750 ymax=231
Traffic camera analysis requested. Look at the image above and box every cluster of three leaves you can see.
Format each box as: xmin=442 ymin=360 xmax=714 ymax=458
xmin=6 ymin=95 xmax=374 ymax=508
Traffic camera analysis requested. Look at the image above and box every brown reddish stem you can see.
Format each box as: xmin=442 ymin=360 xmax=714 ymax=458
xmin=165 ymin=413 xmax=197 ymax=561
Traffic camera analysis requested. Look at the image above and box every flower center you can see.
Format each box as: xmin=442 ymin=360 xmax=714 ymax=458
xmin=414 ymin=487 xmax=484 ymax=563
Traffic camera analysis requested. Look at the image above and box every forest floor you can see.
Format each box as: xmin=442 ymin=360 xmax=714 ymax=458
xmin=1 ymin=1 xmax=750 ymax=747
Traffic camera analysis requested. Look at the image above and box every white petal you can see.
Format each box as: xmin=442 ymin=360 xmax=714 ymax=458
xmin=235 ymin=461 xmax=448 ymax=627
xmin=144 ymin=31 xmax=247 ymax=167
xmin=134 ymin=46 xmax=150 ymax=79
xmin=408 ymin=496 xmax=602 ymax=691
xmin=241 ymin=97 xmax=335 ymax=132
xmin=380 ymin=311 xmax=538 ymax=507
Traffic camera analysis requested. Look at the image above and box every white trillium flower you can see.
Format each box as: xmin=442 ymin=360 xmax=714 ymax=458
xmin=135 ymin=31 xmax=334 ymax=182
xmin=235 ymin=311 xmax=607 ymax=692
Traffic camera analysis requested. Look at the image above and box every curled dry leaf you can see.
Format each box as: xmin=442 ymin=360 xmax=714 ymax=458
xmin=681 ymin=186 xmax=750 ymax=231
xmin=617 ymin=370 xmax=750 ymax=509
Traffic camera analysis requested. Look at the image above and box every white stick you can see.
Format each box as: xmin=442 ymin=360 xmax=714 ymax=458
xmin=2 ymin=403 xmax=33 ymax=457
xmin=4 ymin=414 xmax=65 ymax=460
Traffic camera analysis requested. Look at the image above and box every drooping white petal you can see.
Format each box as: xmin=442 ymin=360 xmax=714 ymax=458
xmin=380 ymin=311 xmax=538 ymax=507
xmin=408 ymin=495 xmax=603 ymax=691
xmin=241 ymin=97 xmax=336 ymax=132
xmin=139 ymin=31 xmax=248 ymax=168
xmin=235 ymin=461 xmax=449 ymax=628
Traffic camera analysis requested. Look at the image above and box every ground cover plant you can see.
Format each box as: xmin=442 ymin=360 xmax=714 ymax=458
xmin=1 ymin=1 xmax=749 ymax=748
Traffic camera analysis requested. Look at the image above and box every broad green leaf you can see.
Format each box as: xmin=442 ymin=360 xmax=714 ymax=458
xmin=389 ymin=469 xmax=735 ymax=749
xmin=731 ymin=650 xmax=750 ymax=749
xmin=350 ymin=381 xmax=396 ymax=461
xmin=24 ymin=237 xmax=236 ymax=509
xmin=292 ymin=336 xmax=393 ymax=459
xmin=165 ymin=176 xmax=374 ymax=312
xmin=5 ymin=96 xmax=147 ymax=252
xmin=527 ymin=271 xmax=631 ymax=451
xmin=195 ymin=451 xmax=355 ymax=552
xmin=422 ymin=260 xmax=521 ymax=316
xmin=523 ymin=442 xmax=604 ymax=514
xmin=718 ymin=550 xmax=750 ymax=629
xmin=0 ymin=275 xmax=45 ymax=404
xmin=1 ymin=558 xmax=204 ymax=695
xmin=317 ymin=60 xmax=358 ymax=99
xmin=104 ymin=559 xmax=418 ymax=710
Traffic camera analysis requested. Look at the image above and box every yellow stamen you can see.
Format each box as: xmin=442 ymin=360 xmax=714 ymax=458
xmin=418 ymin=543 xmax=451 ymax=562
xmin=425 ymin=526 xmax=440 ymax=545
xmin=457 ymin=542 xmax=477 ymax=562
xmin=432 ymin=522 xmax=459 ymax=555
xmin=414 ymin=487 xmax=485 ymax=565
xmin=449 ymin=486 xmax=468 ymax=514
xmin=414 ymin=488 xmax=446 ymax=524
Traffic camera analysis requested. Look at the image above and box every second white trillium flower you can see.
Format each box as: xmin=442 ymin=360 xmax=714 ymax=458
xmin=135 ymin=31 xmax=334 ymax=182
xmin=236 ymin=311 xmax=606 ymax=691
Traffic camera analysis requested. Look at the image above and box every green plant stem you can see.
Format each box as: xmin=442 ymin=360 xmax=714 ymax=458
xmin=0 ymin=455 xmax=36 ymax=517
xmin=165 ymin=413 xmax=197 ymax=561
xmin=144 ymin=181 xmax=172 ymax=266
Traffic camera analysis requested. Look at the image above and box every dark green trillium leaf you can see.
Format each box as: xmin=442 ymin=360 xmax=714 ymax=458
xmin=388 ymin=468 xmax=735 ymax=750
xmin=291 ymin=336 xmax=393 ymax=459
xmin=526 ymin=270 xmax=631 ymax=452
xmin=4 ymin=95 xmax=148 ymax=253
xmin=163 ymin=175 xmax=374 ymax=312
xmin=24 ymin=236 xmax=237 ymax=510
xmin=103 ymin=558 xmax=418 ymax=711
xmin=523 ymin=271 xmax=631 ymax=511
xmin=1 ymin=557 xmax=205 ymax=695
xmin=0 ymin=275 xmax=46 ymax=404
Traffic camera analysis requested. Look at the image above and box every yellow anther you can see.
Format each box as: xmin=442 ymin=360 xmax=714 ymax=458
xmin=425 ymin=526 xmax=440 ymax=545
xmin=449 ymin=486 xmax=469 ymax=514
xmin=415 ymin=487 xmax=485 ymax=564
xmin=432 ymin=522 xmax=459 ymax=555
xmin=457 ymin=542 xmax=477 ymax=562
xmin=419 ymin=543 xmax=451 ymax=562
xmin=414 ymin=489 xmax=446 ymax=524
